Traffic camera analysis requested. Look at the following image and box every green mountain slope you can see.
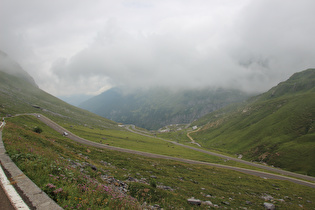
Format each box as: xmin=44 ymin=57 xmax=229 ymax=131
xmin=0 ymin=51 xmax=38 ymax=87
xmin=80 ymin=87 xmax=252 ymax=130
xmin=0 ymin=53 xmax=117 ymax=128
xmin=191 ymin=68 xmax=315 ymax=175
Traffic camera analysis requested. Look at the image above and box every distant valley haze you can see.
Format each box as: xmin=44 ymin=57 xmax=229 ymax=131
xmin=1 ymin=0 xmax=315 ymax=101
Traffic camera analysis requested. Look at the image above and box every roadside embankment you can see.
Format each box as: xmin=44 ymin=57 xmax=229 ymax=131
xmin=0 ymin=124 xmax=62 ymax=210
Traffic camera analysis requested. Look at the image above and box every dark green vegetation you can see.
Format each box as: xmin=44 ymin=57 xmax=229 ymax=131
xmin=191 ymin=69 xmax=315 ymax=176
xmin=80 ymin=86 xmax=252 ymax=130
xmin=4 ymin=115 xmax=315 ymax=209
xmin=33 ymin=126 xmax=43 ymax=133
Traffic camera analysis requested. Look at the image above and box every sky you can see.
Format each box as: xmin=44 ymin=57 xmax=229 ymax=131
xmin=1 ymin=0 xmax=315 ymax=97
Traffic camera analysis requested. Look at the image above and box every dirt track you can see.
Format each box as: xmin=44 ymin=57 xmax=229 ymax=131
xmin=33 ymin=114 xmax=315 ymax=188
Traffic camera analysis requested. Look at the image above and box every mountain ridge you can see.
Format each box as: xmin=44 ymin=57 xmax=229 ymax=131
xmin=191 ymin=68 xmax=315 ymax=175
xmin=0 ymin=50 xmax=38 ymax=87
xmin=0 ymin=52 xmax=117 ymax=128
xmin=80 ymin=87 xmax=253 ymax=130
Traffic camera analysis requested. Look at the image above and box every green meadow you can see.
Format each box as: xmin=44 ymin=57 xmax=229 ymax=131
xmin=3 ymin=115 xmax=315 ymax=209
xmin=190 ymin=69 xmax=315 ymax=176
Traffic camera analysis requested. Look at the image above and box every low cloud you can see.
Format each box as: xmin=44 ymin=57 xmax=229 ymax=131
xmin=1 ymin=0 xmax=315 ymax=96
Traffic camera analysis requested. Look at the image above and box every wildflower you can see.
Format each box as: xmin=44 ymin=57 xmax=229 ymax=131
xmin=103 ymin=185 xmax=109 ymax=192
xmin=46 ymin=183 xmax=56 ymax=189
xmin=53 ymin=188 xmax=63 ymax=194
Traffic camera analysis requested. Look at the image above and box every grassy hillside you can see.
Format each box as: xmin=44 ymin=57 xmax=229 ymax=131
xmin=3 ymin=115 xmax=315 ymax=209
xmin=0 ymin=70 xmax=117 ymax=129
xmin=0 ymin=58 xmax=268 ymax=169
xmin=80 ymin=87 xmax=252 ymax=130
xmin=1 ymin=55 xmax=315 ymax=208
xmin=0 ymin=54 xmax=266 ymax=170
xmin=191 ymin=69 xmax=315 ymax=176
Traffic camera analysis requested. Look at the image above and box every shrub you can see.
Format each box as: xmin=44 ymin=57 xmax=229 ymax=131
xmin=150 ymin=178 xmax=157 ymax=188
xmin=33 ymin=126 xmax=43 ymax=133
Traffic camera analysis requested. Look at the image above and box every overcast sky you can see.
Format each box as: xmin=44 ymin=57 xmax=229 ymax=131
xmin=1 ymin=0 xmax=315 ymax=96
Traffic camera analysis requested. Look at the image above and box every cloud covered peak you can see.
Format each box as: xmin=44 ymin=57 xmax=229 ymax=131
xmin=1 ymin=0 xmax=315 ymax=96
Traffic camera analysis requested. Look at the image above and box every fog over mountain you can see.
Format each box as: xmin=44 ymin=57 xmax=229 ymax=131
xmin=1 ymin=0 xmax=315 ymax=97
xmin=0 ymin=50 xmax=38 ymax=87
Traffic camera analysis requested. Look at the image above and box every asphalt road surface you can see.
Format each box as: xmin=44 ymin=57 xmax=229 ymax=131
xmin=32 ymin=114 xmax=315 ymax=188
xmin=125 ymin=124 xmax=315 ymax=183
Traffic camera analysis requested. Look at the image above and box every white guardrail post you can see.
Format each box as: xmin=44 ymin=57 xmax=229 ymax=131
xmin=0 ymin=121 xmax=5 ymax=129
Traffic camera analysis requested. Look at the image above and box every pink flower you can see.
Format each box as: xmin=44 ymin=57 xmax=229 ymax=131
xmin=53 ymin=188 xmax=63 ymax=194
xmin=46 ymin=183 xmax=56 ymax=189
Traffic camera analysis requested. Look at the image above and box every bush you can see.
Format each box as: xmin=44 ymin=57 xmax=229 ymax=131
xmin=33 ymin=126 xmax=43 ymax=133
xmin=150 ymin=178 xmax=157 ymax=188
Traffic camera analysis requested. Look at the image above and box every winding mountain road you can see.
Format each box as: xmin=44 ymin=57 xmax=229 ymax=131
xmin=187 ymin=128 xmax=202 ymax=147
xmin=24 ymin=114 xmax=315 ymax=188
xmin=125 ymin=124 xmax=315 ymax=184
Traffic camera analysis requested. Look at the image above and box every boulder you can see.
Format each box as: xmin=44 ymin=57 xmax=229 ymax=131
xmin=187 ymin=198 xmax=202 ymax=205
xmin=245 ymin=201 xmax=253 ymax=205
xmin=203 ymin=201 xmax=213 ymax=206
xmin=264 ymin=202 xmax=275 ymax=210
xmin=222 ymin=201 xmax=230 ymax=205
xmin=261 ymin=194 xmax=274 ymax=201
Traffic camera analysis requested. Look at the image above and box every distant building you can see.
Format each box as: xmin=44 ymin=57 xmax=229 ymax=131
xmin=159 ymin=128 xmax=170 ymax=133
xmin=192 ymin=126 xmax=198 ymax=130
